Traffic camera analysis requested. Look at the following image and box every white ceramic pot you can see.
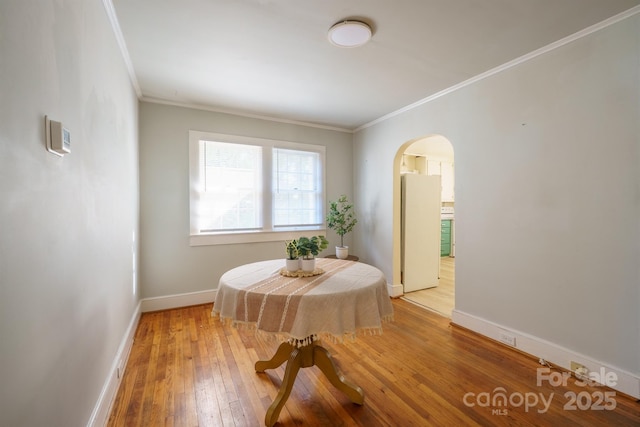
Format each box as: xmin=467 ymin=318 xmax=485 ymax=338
xmin=336 ymin=246 xmax=349 ymax=260
xmin=285 ymin=258 xmax=300 ymax=272
xmin=300 ymin=258 xmax=316 ymax=272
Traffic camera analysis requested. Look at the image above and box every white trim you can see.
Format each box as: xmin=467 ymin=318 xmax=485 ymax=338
xmin=140 ymin=289 xmax=216 ymax=313
xmin=87 ymin=289 xmax=216 ymax=425
xmin=451 ymin=309 xmax=640 ymax=399
xmin=142 ymin=96 xmax=353 ymax=133
xmin=104 ymin=1 xmax=639 ymax=134
xmin=103 ymin=0 xmax=351 ymax=133
xmin=190 ymin=229 xmax=327 ymax=246
xmin=86 ymin=301 xmax=142 ymax=427
xmin=102 ymin=0 xmax=142 ymax=97
xmin=388 ymin=283 xmax=404 ymax=298
xmin=355 ymin=5 xmax=640 ymax=132
xmin=188 ymin=131 xmax=327 ymax=246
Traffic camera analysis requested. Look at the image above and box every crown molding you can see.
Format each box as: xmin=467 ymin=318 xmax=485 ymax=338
xmin=102 ymin=0 xmax=142 ymax=97
xmin=141 ymin=96 xmax=354 ymax=133
xmin=355 ymin=5 xmax=640 ymax=132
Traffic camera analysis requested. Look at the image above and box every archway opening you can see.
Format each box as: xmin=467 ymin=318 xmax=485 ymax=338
xmin=392 ymin=135 xmax=455 ymax=316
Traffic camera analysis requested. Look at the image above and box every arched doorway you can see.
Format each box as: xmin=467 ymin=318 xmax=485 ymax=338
xmin=392 ymin=135 xmax=455 ymax=316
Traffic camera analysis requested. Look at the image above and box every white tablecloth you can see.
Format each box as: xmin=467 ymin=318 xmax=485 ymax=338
xmin=212 ymin=258 xmax=393 ymax=345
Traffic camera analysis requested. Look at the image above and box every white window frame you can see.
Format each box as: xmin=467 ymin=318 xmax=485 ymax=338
xmin=189 ymin=131 xmax=326 ymax=246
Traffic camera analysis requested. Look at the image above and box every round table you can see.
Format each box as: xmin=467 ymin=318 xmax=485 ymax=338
xmin=213 ymin=258 xmax=393 ymax=426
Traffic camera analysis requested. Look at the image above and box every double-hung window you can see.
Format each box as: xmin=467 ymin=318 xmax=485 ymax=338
xmin=189 ymin=131 xmax=325 ymax=245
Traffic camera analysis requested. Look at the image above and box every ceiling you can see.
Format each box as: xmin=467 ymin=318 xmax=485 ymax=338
xmin=111 ymin=0 xmax=639 ymax=131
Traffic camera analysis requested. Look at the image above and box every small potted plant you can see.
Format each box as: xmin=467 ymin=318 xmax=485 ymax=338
xmin=326 ymin=195 xmax=358 ymax=259
xmin=296 ymin=235 xmax=329 ymax=272
xmin=284 ymin=240 xmax=299 ymax=272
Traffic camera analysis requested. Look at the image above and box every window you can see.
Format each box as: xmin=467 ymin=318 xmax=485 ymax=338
xmin=198 ymin=141 xmax=262 ymax=232
xmin=273 ymin=148 xmax=323 ymax=228
xmin=189 ymin=131 xmax=325 ymax=245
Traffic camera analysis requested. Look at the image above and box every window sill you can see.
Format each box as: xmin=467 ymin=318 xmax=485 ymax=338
xmin=190 ymin=229 xmax=327 ymax=247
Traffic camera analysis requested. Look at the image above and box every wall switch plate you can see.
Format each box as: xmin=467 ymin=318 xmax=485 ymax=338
xmin=45 ymin=115 xmax=71 ymax=156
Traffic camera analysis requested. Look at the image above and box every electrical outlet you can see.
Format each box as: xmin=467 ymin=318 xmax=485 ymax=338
xmin=498 ymin=331 xmax=516 ymax=347
xmin=571 ymin=361 xmax=589 ymax=379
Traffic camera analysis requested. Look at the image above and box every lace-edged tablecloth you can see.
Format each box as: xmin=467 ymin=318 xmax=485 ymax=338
xmin=212 ymin=258 xmax=394 ymax=346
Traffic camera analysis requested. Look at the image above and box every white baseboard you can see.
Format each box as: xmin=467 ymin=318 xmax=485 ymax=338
xmin=140 ymin=289 xmax=216 ymax=312
xmin=451 ymin=309 xmax=640 ymax=400
xmin=388 ymin=283 xmax=404 ymax=298
xmin=87 ymin=289 xmax=217 ymax=426
xmin=87 ymin=300 xmax=141 ymax=427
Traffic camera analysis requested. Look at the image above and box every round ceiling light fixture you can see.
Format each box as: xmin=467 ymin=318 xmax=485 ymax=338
xmin=327 ymin=20 xmax=372 ymax=48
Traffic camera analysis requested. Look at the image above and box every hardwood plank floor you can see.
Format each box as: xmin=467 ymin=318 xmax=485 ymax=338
xmin=108 ymin=301 xmax=640 ymax=426
xmin=403 ymin=256 xmax=455 ymax=317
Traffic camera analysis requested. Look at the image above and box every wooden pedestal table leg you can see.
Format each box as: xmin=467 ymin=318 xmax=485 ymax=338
xmin=255 ymin=341 xmax=295 ymax=372
xmin=262 ymin=346 xmax=305 ymax=427
xmin=256 ymin=340 xmax=364 ymax=426
xmin=313 ymin=344 xmax=364 ymax=405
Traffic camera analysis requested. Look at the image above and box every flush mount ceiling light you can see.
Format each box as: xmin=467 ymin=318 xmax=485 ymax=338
xmin=327 ymin=20 xmax=372 ymax=48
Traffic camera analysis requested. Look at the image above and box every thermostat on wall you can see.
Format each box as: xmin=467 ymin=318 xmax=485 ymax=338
xmin=45 ymin=115 xmax=71 ymax=156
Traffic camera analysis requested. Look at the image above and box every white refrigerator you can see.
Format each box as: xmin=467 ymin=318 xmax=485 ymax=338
xmin=401 ymin=174 xmax=441 ymax=292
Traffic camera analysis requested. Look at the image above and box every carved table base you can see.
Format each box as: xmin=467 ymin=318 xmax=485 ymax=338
xmin=255 ymin=340 xmax=364 ymax=427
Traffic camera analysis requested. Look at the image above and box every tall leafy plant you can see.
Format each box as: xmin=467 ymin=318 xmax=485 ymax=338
xmin=326 ymin=195 xmax=358 ymax=248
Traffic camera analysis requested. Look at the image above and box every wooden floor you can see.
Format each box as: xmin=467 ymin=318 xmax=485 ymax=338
xmin=107 ymin=301 xmax=640 ymax=426
xmin=403 ymin=256 xmax=455 ymax=317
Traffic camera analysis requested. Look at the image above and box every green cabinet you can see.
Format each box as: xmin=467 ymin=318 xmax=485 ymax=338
xmin=441 ymin=219 xmax=451 ymax=256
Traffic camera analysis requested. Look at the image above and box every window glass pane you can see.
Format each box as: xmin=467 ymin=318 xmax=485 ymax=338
xmin=273 ymin=148 xmax=321 ymax=227
xmin=189 ymin=130 xmax=325 ymax=244
xmin=199 ymin=141 xmax=262 ymax=231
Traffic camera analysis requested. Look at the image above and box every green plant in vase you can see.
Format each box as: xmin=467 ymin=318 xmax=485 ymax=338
xmin=326 ymin=195 xmax=357 ymax=259
xmin=296 ymin=236 xmax=329 ymax=259
xmin=284 ymin=239 xmax=299 ymax=272
xmin=285 ymin=239 xmax=298 ymax=260
xmin=296 ymin=236 xmax=329 ymax=272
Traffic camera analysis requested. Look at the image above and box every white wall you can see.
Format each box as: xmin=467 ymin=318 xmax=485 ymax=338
xmin=0 ymin=1 xmax=139 ymax=426
xmin=139 ymin=102 xmax=353 ymax=299
xmin=354 ymin=14 xmax=639 ymax=388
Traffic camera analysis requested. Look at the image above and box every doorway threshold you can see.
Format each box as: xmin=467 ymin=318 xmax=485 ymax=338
xmin=401 ymin=295 xmax=452 ymax=318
